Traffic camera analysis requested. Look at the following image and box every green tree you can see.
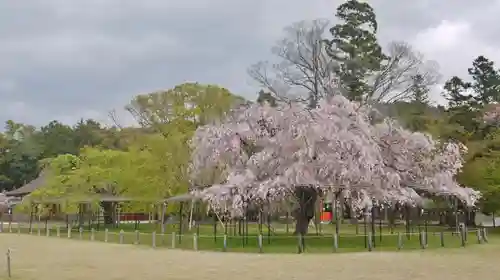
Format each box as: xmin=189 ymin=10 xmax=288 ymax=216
xmin=16 ymin=154 xmax=81 ymax=215
xmin=410 ymin=74 xmax=430 ymax=106
xmin=38 ymin=120 xmax=78 ymax=158
xmin=405 ymin=74 xmax=433 ymax=132
xmin=0 ymin=121 xmax=42 ymax=189
xmin=442 ymin=56 xmax=500 ymax=142
xmin=443 ymin=76 xmax=472 ymax=106
xmin=73 ymin=119 xmax=106 ymax=149
xmin=30 ymin=125 xmax=192 ymax=223
xmin=4 ymin=120 xmax=36 ymax=141
xmin=458 ymin=132 xmax=500 ymax=214
xmin=126 ymin=83 xmax=245 ymax=135
xmin=468 ymin=55 xmax=500 ymax=105
xmin=326 ymin=0 xmax=386 ymax=102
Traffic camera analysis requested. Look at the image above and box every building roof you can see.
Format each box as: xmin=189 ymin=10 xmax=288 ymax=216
xmin=27 ymin=193 xmax=199 ymax=204
xmin=5 ymin=172 xmax=47 ymax=197
xmin=7 ymin=172 xmax=203 ymax=204
xmin=27 ymin=193 xmax=144 ymax=204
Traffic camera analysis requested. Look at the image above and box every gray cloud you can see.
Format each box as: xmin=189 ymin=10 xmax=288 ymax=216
xmin=1 ymin=0 xmax=499 ymax=126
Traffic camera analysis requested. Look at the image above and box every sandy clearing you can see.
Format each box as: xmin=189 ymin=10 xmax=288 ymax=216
xmin=0 ymin=235 xmax=498 ymax=280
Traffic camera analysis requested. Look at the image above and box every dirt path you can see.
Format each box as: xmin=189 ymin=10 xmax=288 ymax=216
xmin=0 ymin=235 xmax=498 ymax=280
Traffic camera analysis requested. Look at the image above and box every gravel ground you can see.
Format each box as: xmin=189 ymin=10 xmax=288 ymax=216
xmin=0 ymin=234 xmax=498 ymax=280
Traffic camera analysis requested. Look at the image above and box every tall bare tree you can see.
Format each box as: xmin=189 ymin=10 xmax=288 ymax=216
xmin=249 ymin=19 xmax=439 ymax=108
xmin=248 ymin=19 xmax=338 ymax=108
xmin=369 ymin=41 xmax=440 ymax=104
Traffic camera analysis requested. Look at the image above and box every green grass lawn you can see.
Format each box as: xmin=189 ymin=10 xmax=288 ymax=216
xmin=4 ymin=221 xmax=486 ymax=254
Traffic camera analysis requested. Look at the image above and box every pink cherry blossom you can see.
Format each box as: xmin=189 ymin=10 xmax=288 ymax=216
xmin=189 ymin=95 xmax=480 ymax=216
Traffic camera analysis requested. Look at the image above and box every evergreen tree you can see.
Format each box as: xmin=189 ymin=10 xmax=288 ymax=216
xmin=468 ymin=55 xmax=500 ymax=105
xmin=326 ymin=0 xmax=386 ymax=102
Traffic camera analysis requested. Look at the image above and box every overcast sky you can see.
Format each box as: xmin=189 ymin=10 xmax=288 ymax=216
xmin=1 ymin=0 xmax=499 ymax=127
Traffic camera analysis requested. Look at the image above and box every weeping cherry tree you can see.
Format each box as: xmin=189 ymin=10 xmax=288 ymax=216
xmin=189 ymin=95 xmax=480 ymax=235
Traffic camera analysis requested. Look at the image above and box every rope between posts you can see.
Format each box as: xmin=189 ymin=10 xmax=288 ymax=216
xmin=0 ymin=222 xmax=483 ymax=240
xmin=53 ymin=229 xmax=478 ymax=238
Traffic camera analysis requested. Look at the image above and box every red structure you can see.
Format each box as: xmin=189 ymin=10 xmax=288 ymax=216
xmin=320 ymin=200 xmax=333 ymax=223
xmin=119 ymin=213 xmax=149 ymax=221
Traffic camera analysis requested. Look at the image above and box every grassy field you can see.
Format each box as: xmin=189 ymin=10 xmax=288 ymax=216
xmin=3 ymin=222 xmax=478 ymax=253
xmin=0 ymin=234 xmax=499 ymax=280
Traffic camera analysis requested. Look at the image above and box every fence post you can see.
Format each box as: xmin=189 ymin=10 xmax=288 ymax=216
xmin=483 ymin=228 xmax=488 ymax=243
xmin=46 ymin=226 xmax=50 ymax=237
xmin=297 ymin=234 xmax=304 ymax=254
xmin=222 ymin=234 xmax=227 ymax=252
xmin=6 ymin=248 xmax=11 ymax=278
xmin=119 ymin=230 xmax=124 ymax=244
xmin=90 ymin=228 xmax=95 ymax=241
xmin=440 ymin=231 xmax=444 ymax=247
xmin=67 ymin=227 xmax=72 ymax=238
xmin=37 ymin=224 xmax=41 ymax=236
xmin=104 ymin=228 xmax=109 ymax=242
xmin=333 ymin=233 xmax=338 ymax=252
xmin=152 ymin=231 xmax=156 ymax=248
xmin=397 ymin=232 xmax=403 ymax=250
xmin=476 ymin=229 xmax=482 ymax=244
xmin=367 ymin=231 xmax=373 ymax=252
xmin=460 ymin=228 xmax=466 ymax=247
xmin=171 ymin=232 xmax=176 ymax=249
xmin=17 ymin=223 xmax=20 ymax=235
xmin=56 ymin=226 xmax=60 ymax=237
xmin=420 ymin=231 xmax=426 ymax=249
xmin=134 ymin=230 xmax=140 ymax=245
xmin=193 ymin=233 xmax=198 ymax=251
xmin=0 ymin=221 xmax=3 ymax=233
xmin=8 ymin=221 xmax=12 ymax=233
xmin=464 ymin=224 xmax=468 ymax=242
xmin=79 ymin=227 xmax=83 ymax=240
xmin=258 ymin=234 xmax=263 ymax=253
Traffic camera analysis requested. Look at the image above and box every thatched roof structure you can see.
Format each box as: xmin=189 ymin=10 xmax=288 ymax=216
xmin=27 ymin=192 xmax=200 ymax=204
xmin=6 ymin=171 xmax=201 ymax=205
xmin=5 ymin=172 xmax=47 ymax=197
xmin=27 ymin=193 xmax=142 ymax=204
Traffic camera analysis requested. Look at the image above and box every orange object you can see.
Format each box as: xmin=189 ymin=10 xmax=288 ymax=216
xmin=320 ymin=211 xmax=332 ymax=223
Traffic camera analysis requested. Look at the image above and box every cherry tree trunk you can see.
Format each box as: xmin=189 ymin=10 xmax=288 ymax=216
xmin=388 ymin=205 xmax=398 ymax=233
xmin=293 ymin=187 xmax=318 ymax=235
xmin=466 ymin=211 xmax=476 ymax=227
